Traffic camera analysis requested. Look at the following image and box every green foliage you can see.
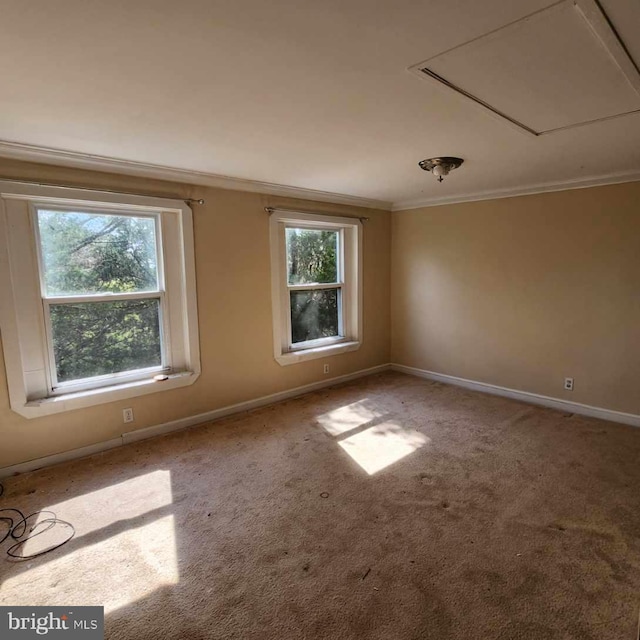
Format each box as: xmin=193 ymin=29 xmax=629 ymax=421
xmin=286 ymin=228 xmax=337 ymax=285
xmin=36 ymin=214 xmax=344 ymax=381
xmin=38 ymin=211 xmax=158 ymax=295
xmin=286 ymin=228 xmax=340 ymax=343
xmin=37 ymin=210 xmax=162 ymax=383
xmin=51 ymin=301 xmax=161 ymax=383
xmin=290 ymin=289 xmax=339 ymax=343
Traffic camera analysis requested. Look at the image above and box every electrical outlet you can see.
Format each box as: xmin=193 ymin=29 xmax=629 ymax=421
xmin=323 ymin=364 xmax=330 ymax=374
xmin=564 ymin=378 xmax=574 ymax=391
xmin=123 ymin=408 xmax=134 ymax=423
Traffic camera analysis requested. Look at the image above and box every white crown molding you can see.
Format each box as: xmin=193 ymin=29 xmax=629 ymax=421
xmin=0 ymin=140 xmax=392 ymax=211
xmin=392 ymin=169 xmax=640 ymax=211
xmin=4 ymin=140 xmax=640 ymax=214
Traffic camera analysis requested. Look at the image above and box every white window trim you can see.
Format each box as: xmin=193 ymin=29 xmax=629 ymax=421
xmin=0 ymin=181 xmax=201 ymax=418
xmin=269 ymin=210 xmax=362 ymax=366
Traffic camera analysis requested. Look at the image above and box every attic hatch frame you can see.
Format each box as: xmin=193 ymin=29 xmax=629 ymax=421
xmin=408 ymin=0 xmax=640 ymax=137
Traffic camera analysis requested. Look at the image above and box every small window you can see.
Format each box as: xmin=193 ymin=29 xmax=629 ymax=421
xmin=0 ymin=182 xmax=201 ymax=417
xmin=269 ymin=210 xmax=362 ymax=365
xmin=287 ymin=227 xmax=341 ymax=347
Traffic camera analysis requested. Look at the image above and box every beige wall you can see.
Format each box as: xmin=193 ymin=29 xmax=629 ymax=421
xmin=391 ymin=182 xmax=640 ymax=415
xmin=2 ymin=158 xmax=638 ymax=469
xmin=0 ymin=159 xmax=391 ymax=468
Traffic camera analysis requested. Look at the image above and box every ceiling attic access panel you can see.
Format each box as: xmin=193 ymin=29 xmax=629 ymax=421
xmin=409 ymin=0 xmax=640 ymax=136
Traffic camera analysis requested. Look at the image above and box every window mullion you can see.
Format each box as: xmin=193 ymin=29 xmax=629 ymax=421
xmin=41 ymin=298 xmax=59 ymax=391
xmin=287 ymin=283 xmax=342 ymax=292
xmin=43 ymin=291 xmax=162 ymax=305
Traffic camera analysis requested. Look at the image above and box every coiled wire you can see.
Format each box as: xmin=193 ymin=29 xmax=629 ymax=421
xmin=0 ymin=482 xmax=75 ymax=560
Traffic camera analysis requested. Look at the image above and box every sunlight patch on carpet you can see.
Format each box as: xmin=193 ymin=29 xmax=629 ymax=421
xmin=2 ymin=469 xmax=179 ymax=612
xmin=338 ymin=421 xmax=430 ymax=474
xmin=2 ymin=514 xmax=179 ymax=614
xmin=32 ymin=469 xmax=174 ymax=539
xmin=316 ymin=399 xmax=384 ymax=436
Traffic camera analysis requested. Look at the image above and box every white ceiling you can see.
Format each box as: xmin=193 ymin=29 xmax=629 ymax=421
xmin=1 ymin=0 xmax=640 ymax=209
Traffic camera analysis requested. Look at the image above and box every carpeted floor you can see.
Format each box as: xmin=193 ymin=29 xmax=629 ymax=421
xmin=1 ymin=371 xmax=639 ymax=639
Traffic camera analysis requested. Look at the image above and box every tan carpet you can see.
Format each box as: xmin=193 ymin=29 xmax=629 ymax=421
xmin=1 ymin=371 xmax=639 ymax=639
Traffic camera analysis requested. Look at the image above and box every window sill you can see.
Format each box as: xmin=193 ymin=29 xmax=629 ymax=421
xmin=16 ymin=371 xmax=199 ymax=419
xmin=275 ymin=340 xmax=361 ymax=366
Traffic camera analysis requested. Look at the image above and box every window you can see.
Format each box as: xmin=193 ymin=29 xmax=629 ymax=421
xmin=0 ymin=182 xmax=200 ymax=418
xmin=269 ymin=210 xmax=362 ymax=365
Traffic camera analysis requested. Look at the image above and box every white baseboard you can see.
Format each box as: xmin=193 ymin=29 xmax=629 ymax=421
xmin=0 ymin=364 xmax=391 ymax=478
xmin=0 ymin=438 xmax=123 ymax=479
xmin=122 ymin=364 xmax=390 ymax=444
xmin=391 ymin=363 xmax=640 ymax=427
xmin=5 ymin=361 xmax=635 ymax=479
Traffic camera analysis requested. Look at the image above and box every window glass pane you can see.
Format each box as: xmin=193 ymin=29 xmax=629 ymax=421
xmin=286 ymin=228 xmax=338 ymax=285
xmin=290 ymin=288 xmax=340 ymax=344
xmin=49 ymin=299 xmax=162 ymax=383
xmin=37 ymin=210 xmax=159 ymax=296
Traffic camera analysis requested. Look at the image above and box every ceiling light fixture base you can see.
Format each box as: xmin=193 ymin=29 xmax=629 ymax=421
xmin=419 ymin=157 xmax=464 ymax=182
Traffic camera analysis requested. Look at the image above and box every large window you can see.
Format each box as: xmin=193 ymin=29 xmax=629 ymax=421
xmin=36 ymin=208 xmax=165 ymax=390
xmin=0 ymin=182 xmax=200 ymax=417
xmin=269 ymin=210 xmax=362 ymax=365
